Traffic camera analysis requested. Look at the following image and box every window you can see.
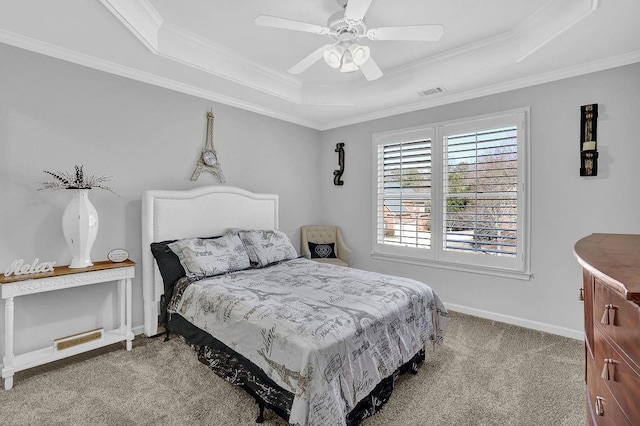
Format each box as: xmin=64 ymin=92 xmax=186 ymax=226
xmin=377 ymin=136 xmax=432 ymax=250
xmin=373 ymin=109 xmax=530 ymax=278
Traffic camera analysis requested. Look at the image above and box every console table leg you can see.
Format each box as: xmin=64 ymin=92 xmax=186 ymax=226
xmin=3 ymin=297 xmax=15 ymax=390
xmin=3 ymin=376 xmax=13 ymax=391
xmin=125 ymin=277 xmax=133 ymax=351
xmin=118 ymin=278 xmax=125 ymax=334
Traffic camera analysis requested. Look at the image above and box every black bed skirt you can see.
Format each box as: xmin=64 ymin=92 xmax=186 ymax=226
xmin=168 ymin=313 xmax=425 ymax=425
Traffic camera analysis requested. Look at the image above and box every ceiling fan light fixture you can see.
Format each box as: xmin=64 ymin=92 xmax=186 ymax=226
xmin=349 ymin=43 xmax=370 ymax=66
xmin=256 ymin=0 xmax=445 ymax=80
xmin=340 ymin=62 xmax=358 ymax=73
xmin=339 ymin=48 xmax=358 ymax=73
xmin=323 ymin=45 xmax=344 ymax=68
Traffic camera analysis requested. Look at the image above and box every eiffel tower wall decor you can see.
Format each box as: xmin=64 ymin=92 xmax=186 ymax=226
xmin=191 ymin=111 xmax=226 ymax=182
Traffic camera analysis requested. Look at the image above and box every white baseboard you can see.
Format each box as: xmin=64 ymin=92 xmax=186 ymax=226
xmin=444 ymin=302 xmax=584 ymax=341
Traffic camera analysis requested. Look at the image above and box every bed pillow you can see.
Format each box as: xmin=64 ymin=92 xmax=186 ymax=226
xmin=239 ymin=230 xmax=298 ymax=267
xmin=150 ymin=235 xmax=223 ymax=286
xmin=150 ymin=238 xmax=190 ymax=327
xmin=168 ymin=234 xmax=251 ymax=278
xmin=150 ymin=239 xmax=186 ymax=290
xmin=151 ymin=235 xmax=225 ymax=326
xmin=224 ymin=227 xmax=244 ymax=236
xmin=308 ymin=242 xmax=337 ymax=259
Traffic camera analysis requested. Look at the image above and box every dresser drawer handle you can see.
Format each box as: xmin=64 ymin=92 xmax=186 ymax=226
xmin=595 ymin=396 xmax=605 ymax=416
xmin=578 ymin=288 xmax=584 ymax=301
xmin=601 ymin=359 xmax=615 ymax=381
xmin=600 ymin=304 xmax=617 ymax=325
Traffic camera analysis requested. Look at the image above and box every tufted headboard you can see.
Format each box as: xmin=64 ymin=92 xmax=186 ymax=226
xmin=141 ymin=186 xmax=278 ymax=337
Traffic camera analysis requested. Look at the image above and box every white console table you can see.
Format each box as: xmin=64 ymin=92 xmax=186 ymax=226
xmin=1 ymin=260 xmax=135 ymax=390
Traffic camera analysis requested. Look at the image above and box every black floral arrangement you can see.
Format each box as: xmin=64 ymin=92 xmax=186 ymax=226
xmin=39 ymin=165 xmax=118 ymax=195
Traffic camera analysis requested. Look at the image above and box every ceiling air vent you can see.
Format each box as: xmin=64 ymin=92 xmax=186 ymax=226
xmin=418 ymin=87 xmax=445 ymax=97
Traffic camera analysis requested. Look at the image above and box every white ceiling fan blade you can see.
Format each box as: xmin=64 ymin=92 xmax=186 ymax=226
xmin=359 ymin=56 xmax=383 ymax=81
xmin=288 ymin=44 xmax=332 ymax=74
xmin=367 ymin=25 xmax=444 ymax=41
xmin=255 ymin=15 xmax=330 ymax=35
xmin=344 ymin=0 xmax=374 ymax=23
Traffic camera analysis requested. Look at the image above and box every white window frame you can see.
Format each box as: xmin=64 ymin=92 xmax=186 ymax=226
xmin=374 ymin=126 xmax=436 ymax=260
xmin=372 ymin=108 xmax=531 ymax=280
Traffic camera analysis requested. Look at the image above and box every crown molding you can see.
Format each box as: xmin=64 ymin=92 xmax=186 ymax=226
xmin=389 ymin=0 xmax=595 ymax=78
xmin=100 ymin=0 xmax=305 ymax=104
xmin=516 ymin=0 xmax=598 ymax=62
xmin=318 ymin=49 xmax=640 ymax=130
xmin=384 ymin=30 xmax=515 ymax=82
xmin=98 ymin=0 xmax=610 ymax=109
xmin=0 ymin=29 xmax=322 ymax=130
xmin=158 ymin=24 xmax=303 ymax=104
xmin=324 ymin=0 xmax=596 ymax=93
xmin=99 ymin=0 xmax=162 ymax=52
xmin=161 ymin=24 xmax=300 ymax=89
xmin=2 ymin=24 xmax=638 ymax=132
xmin=2 ymin=27 xmax=637 ymax=132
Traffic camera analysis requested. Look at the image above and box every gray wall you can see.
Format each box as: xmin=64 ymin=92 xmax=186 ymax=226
xmin=0 ymin=43 xmax=322 ymax=354
xmin=2 ymin=38 xmax=639 ymax=356
xmin=318 ymin=62 xmax=640 ymax=337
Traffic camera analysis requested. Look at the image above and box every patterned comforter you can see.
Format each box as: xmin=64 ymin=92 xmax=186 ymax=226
xmin=169 ymin=258 xmax=448 ymax=426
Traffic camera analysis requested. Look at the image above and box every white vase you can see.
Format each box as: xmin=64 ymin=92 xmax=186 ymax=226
xmin=62 ymin=189 xmax=99 ymax=268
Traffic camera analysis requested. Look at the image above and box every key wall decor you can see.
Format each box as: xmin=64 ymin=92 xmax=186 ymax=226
xmin=333 ymin=142 xmax=345 ymax=186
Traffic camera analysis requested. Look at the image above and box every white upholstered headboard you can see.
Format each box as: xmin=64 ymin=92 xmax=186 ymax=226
xmin=141 ymin=186 xmax=278 ymax=336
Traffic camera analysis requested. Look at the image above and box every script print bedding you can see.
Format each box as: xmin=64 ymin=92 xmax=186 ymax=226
xmin=169 ymin=258 xmax=448 ymax=425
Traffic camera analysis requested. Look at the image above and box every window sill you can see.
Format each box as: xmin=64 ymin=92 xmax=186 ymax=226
xmin=370 ymin=251 xmax=532 ymax=281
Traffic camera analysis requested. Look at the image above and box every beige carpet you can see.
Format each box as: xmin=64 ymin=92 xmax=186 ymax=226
xmin=0 ymin=312 xmax=585 ymax=425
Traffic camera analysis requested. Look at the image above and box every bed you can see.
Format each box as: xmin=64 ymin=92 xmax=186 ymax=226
xmin=141 ymin=186 xmax=449 ymax=426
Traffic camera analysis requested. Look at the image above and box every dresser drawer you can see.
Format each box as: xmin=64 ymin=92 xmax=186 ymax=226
xmin=586 ymin=354 xmax=632 ymax=425
xmin=576 ymin=234 xmax=640 ymax=426
xmin=593 ymin=277 xmax=640 ymax=368
xmin=593 ymin=326 xmax=640 ymax=422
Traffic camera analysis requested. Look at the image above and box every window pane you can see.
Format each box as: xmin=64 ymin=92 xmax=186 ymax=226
xmin=443 ymin=126 xmax=518 ymax=257
xmin=381 ymin=199 xmax=431 ymax=249
xmin=378 ymin=140 xmax=431 ymax=249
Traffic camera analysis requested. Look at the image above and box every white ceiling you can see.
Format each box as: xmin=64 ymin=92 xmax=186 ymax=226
xmin=1 ymin=0 xmax=639 ymax=130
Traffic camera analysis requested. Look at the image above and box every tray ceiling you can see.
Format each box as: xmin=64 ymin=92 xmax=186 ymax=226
xmin=1 ymin=0 xmax=639 ymax=129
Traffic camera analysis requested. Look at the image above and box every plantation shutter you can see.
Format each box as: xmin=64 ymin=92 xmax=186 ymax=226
xmin=376 ymin=139 xmax=432 ymax=249
xmin=442 ymin=125 xmax=518 ymax=257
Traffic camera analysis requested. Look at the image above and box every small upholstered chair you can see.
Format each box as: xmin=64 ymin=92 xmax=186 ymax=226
xmin=301 ymin=225 xmax=353 ymax=267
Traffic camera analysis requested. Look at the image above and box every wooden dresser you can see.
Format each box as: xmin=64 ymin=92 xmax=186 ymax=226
xmin=574 ymin=234 xmax=640 ymax=425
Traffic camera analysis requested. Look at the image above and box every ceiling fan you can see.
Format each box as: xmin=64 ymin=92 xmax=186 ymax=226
xmin=255 ymin=0 xmax=444 ymax=81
